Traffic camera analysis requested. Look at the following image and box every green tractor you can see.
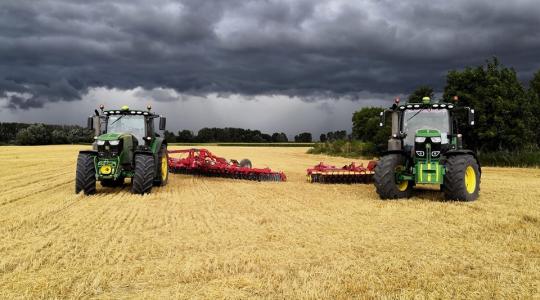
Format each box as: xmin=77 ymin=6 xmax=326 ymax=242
xmin=76 ymin=105 xmax=169 ymax=195
xmin=374 ymin=96 xmax=481 ymax=201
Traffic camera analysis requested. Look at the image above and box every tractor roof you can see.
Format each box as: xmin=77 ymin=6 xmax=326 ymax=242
xmin=103 ymin=109 xmax=158 ymax=117
xmin=394 ymin=102 xmax=457 ymax=111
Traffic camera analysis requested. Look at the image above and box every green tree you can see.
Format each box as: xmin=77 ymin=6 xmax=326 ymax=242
xmin=163 ymin=130 xmax=177 ymax=143
xmin=408 ymin=86 xmax=434 ymax=103
xmin=271 ymin=132 xmax=288 ymax=142
xmin=324 ymin=130 xmax=347 ymax=141
xmin=334 ymin=130 xmax=347 ymax=140
xmin=177 ymin=130 xmax=194 ymax=142
xmin=294 ymin=132 xmax=312 ymax=142
xmin=51 ymin=129 xmax=69 ymax=144
xmin=66 ymin=127 xmax=92 ymax=144
xmin=261 ymin=133 xmax=272 ymax=142
xmin=530 ymin=70 xmax=540 ymax=95
xmin=16 ymin=124 xmax=52 ymax=145
xmin=319 ymin=134 xmax=327 ymax=142
xmin=352 ymin=107 xmax=390 ymax=151
xmin=326 ymin=131 xmax=334 ymax=141
xmin=528 ymin=70 xmax=540 ymax=147
xmin=443 ymin=57 xmax=533 ymax=151
xmin=0 ymin=123 xmax=30 ymax=144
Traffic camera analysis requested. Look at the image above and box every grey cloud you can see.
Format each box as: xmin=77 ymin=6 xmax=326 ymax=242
xmin=1 ymin=0 xmax=540 ymax=109
xmin=134 ymin=88 xmax=186 ymax=102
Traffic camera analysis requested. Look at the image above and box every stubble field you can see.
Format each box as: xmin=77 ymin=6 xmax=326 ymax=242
xmin=0 ymin=145 xmax=539 ymax=299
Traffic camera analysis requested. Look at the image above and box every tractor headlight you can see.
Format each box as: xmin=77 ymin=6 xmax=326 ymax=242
xmin=415 ymin=137 xmax=426 ymax=143
xmin=432 ymin=151 xmax=440 ymax=157
xmin=97 ymin=140 xmax=106 ymax=146
xmin=431 ymin=137 xmax=442 ymax=143
xmin=416 ymin=151 xmax=425 ymax=157
xmin=109 ymin=140 xmax=120 ymax=146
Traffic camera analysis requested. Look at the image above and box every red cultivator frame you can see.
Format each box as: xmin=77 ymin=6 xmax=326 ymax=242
xmin=168 ymin=148 xmax=286 ymax=182
xmin=306 ymin=161 xmax=377 ymax=183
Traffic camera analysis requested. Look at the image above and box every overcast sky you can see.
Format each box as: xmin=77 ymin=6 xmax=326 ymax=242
xmin=1 ymin=0 xmax=539 ymax=138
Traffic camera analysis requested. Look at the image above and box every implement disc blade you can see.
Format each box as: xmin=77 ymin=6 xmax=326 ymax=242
xmin=307 ymin=173 xmax=374 ymax=184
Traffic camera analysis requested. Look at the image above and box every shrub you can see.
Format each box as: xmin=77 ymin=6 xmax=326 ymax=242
xmin=307 ymin=140 xmax=377 ymax=158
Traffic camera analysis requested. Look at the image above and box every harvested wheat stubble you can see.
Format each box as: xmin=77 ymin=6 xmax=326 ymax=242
xmin=0 ymin=145 xmax=539 ymax=299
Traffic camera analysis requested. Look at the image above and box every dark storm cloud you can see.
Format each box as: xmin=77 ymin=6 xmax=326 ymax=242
xmin=1 ymin=0 xmax=540 ymax=109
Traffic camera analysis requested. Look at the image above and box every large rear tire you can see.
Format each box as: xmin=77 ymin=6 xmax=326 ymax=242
xmin=132 ymin=155 xmax=155 ymax=194
xmin=75 ymin=153 xmax=96 ymax=195
xmin=374 ymin=154 xmax=412 ymax=199
xmin=154 ymin=145 xmax=169 ymax=186
xmin=443 ymin=155 xmax=480 ymax=201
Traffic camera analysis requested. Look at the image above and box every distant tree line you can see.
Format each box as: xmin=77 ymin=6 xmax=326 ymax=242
xmin=348 ymin=58 xmax=540 ymax=163
xmin=164 ymin=127 xmax=301 ymax=143
xmin=0 ymin=123 xmax=93 ymax=145
xmin=319 ymin=130 xmax=348 ymax=142
xmin=294 ymin=132 xmax=312 ymax=143
xmin=0 ymin=123 xmax=315 ymax=145
xmin=163 ymin=127 xmax=289 ymax=143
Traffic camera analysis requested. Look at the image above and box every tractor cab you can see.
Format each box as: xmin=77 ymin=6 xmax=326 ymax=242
xmin=380 ymin=96 xmax=474 ymax=154
xmin=88 ymin=105 xmax=166 ymax=146
xmin=374 ymin=96 xmax=481 ymax=201
xmin=402 ymin=109 xmax=450 ymax=146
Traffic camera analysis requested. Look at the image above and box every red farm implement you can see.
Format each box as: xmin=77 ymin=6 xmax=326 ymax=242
xmin=168 ymin=148 xmax=286 ymax=182
xmin=306 ymin=161 xmax=377 ymax=184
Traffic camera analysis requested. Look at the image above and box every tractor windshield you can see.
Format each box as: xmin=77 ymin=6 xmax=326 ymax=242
xmin=106 ymin=115 xmax=146 ymax=142
xmin=402 ymin=109 xmax=450 ymax=146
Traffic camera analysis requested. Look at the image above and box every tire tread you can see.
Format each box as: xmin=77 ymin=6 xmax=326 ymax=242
xmin=132 ymin=155 xmax=155 ymax=194
xmin=75 ymin=153 xmax=96 ymax=195
xmin=443 ymin=155 xmax=480 ymax=201
xmin=374 ymin=154 xmax=412 ymax=199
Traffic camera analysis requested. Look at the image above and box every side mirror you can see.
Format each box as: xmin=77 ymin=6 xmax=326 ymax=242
xmin=87 ymin=117 xmax=94 ymax=130
xmin=379 ymin=111 xmax=385 ymax=127
xmin=468 ymin=108 xmax=475 ymax=126
xmin=159 ymin=117 xmax=166 ymax=130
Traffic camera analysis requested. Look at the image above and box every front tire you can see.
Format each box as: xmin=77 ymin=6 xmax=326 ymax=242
xmin=75 ymin=153 xmax=96 ymax=195
xmin=443 ymin=155 xmax=480 ymax=201
xmin=374 ymin=154 xmax=412 ymax=199
xmin=132 ymin=155 xmax=155 ymax=194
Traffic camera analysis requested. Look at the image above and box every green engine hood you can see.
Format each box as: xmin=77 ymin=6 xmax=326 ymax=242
xmin=97 ymin=132 xmax=132 ymax=141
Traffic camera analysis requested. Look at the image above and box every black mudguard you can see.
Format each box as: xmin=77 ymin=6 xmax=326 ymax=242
xmin=380 ymin=150 xmax=409 ymax=158
xmin=79 ymin=150 xmax=97 ymax=156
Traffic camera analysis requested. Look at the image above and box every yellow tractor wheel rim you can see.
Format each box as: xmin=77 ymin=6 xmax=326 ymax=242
xmin=465 ymin=165 xmax=476 ymax=194
xmin=395 ymin=165 xmax=408 ymax=192
xmin=397 ymin=180 xmax=408 ymax=192
xmin=161 ymin=155 xmax=168 ymax=181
